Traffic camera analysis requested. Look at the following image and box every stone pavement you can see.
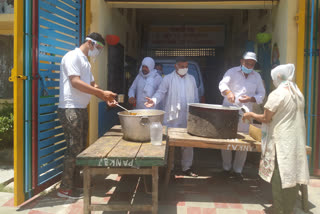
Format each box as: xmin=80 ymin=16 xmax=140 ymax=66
xmin=0 ymin=149 xmax=319 ymax=214
xmin=0 ymin=168 xmax=319 ymax=214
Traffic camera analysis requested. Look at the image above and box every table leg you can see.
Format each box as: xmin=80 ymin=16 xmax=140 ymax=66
xmin=163 ymin=146 xmax=175 ymax=191
xmin=83 ymin=167 xmax=91 ymax=214
xmin=300 ymin=184 xmax=309 ymax=212
xmin=152 ymin=166 xmax=159 ymax=214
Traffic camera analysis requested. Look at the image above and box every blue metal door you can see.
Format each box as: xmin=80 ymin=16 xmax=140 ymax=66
xmin=29 ymin=0 xmax=85 ymax=197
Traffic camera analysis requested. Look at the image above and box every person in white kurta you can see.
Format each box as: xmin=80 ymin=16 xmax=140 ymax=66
xmin=128 ymin=57 xmax=162 ymax=109
xmin=145 ymin=57 xmax=199 ymax=176
xmin=243 ymin=64 xmax=309 ymax=214
xmin=219 ymin=52 xmax=265 ymax=175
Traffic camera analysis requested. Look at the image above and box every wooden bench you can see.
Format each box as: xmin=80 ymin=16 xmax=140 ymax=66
xmin=164 ymin=127 xmax=312 ymax=212
xmin=76 ymin=125 xmax=168 ymax=214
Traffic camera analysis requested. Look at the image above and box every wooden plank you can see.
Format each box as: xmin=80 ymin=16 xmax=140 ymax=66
xmin=106 ymin=1 xmax=278 ymax=9
xmin=90 ymin=204 xmax=153 ymax=212
xmin=136 ymin=142 xmax=166 ymax=159
xmin=135 ymin=141 xmax=167 ymax=167
xmin=152 ymin=166 xmax=159 ymax=214
xmin=104 ymin=125 xmax=123 ymax=136
xmin=77 ymin=138 xmax=142 ymax=167
xmin=83 ymin=167 xmax=91 ymax=214
xmin=163 ymin=146 xmax=175 ymax=196
xmin=109 ymin=125 xmax=122 ymax=132
xmin=168 ymin=128 xmax=312 ymax=154
xmin=107 ymin=139 xmax=142 ymax=158
xmin=169 ymin=128 xmax=260 ymax=152
xmin=77 ymin=125 xmax=168 ymax=167
xmin=77 ymin=156 xmax=166 ymax=167
xmin=136 ymin=127 xmax=168 ymax=159
xmin=249 ymin=124 xmax=262 ymax=141
xmin=77 ymin=136 xmax=122 ymax=159
xmin=90 ymin=167 xmax=152 ymax=175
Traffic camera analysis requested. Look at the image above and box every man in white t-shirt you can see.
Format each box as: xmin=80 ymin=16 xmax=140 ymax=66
xmin=57 ymin=32 xmax=117 ymax=199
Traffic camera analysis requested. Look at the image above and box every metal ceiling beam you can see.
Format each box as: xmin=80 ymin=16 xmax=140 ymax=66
xmin=106 ymin=1 xmax=278 ymax=9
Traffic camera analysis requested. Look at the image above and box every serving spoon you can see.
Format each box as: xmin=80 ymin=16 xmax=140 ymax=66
xmin=116 ymin=103 xmax=137 ymax=115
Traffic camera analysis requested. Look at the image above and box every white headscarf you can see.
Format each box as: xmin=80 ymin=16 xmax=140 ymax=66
xmin=138 ymin=57 xmax=160 ymax=98
xmin=270 ymin=64 xmax=304 ymax=99
xmin=139 ymin=57 xmax=157 ymax=78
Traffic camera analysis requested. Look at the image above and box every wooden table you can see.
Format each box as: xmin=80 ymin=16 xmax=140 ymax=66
xmin=164 ymin=127 xmax=312 ymax=212
xmin=76 ymin=125 xmax=168 ymax=214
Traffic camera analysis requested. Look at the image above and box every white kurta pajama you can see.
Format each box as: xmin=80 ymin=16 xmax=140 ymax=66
xmin=219 ymin=66 xmax=265 ymax=173
xmin=152 ymin=71 xmax=199 ymax=171
xmin=128 ymin=58 xmax=162 ymax=109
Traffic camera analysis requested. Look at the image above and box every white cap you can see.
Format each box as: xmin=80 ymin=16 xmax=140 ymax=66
xmin=243 ymin=52 xmax=257 ymax=62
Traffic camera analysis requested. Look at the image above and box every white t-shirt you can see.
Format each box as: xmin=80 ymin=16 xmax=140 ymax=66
xmin=59 ymin=48 xmax=94 ymax=108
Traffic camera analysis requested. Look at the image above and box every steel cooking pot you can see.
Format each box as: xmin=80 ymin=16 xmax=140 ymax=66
xmin=118 ymin=109 xmax=165 ymax=142
xmin=187 ymin=103 xmax=240 ymax=139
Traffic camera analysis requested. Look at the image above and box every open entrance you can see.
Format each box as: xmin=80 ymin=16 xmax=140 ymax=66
xmin=106 ymin=8 xmax=272 ymax=107
xmin=103 ymin=6 xmax=272 ymax=168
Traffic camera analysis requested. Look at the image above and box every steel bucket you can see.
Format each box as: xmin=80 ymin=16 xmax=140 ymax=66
xmin=118 ymin=109 xmax=165 ymax=142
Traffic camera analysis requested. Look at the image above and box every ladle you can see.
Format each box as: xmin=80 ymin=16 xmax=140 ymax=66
xmin=116 ymin=104 xmax=137 ymax=115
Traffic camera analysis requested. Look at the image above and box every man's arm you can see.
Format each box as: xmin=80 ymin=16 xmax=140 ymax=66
xmin=90 ymin=81 xmax=99 ymax=89
xmin=151 ymin=76 xmax=169 ymax=105
xmin=219 ymin=70 xmax=232 ymax=95
xmin=219 ymin=69 xmax=235 ymax=103
xmin=145 ymin=76 xmax=168 ymax=107
xmin=70 ymin=76 xmax=117 ymax=105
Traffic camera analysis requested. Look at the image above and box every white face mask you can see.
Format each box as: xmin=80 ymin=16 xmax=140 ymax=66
xmin=177 ymin=68 xmax=188 ymax=76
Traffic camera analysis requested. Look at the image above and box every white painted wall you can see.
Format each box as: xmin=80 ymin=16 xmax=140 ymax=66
xmin=88 ymin=1 xmax=138 ymax=143
xmin=272 ymin=0 xmax=298 ymax=65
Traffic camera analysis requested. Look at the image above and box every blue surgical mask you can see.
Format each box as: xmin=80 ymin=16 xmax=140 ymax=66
xmin=241 ymin=65 xmax=253 ymax=74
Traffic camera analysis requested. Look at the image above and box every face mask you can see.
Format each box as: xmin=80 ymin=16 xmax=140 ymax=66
xmin=241 ymin=65 xmax=253 ymax=74
xmin=88 ymin=46 xmax=100 ymax=57
xmin=177 ymin=68 xmax=188 ymax=76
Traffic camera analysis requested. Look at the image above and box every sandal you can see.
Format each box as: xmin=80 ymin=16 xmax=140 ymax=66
xmin=182 ymin=169 xmax=198 ymax=177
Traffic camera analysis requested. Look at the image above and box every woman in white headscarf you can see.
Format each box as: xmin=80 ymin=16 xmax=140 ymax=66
xmin=243 ymin=64 xmax=309 ymax=214
xmin=128 ymin=57 xmax=162 ymax=109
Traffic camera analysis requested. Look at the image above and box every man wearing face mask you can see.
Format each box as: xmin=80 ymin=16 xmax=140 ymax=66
xmin=128 ymin=57 xmax=162 ymax=109
xmin=218 ymin=52 xmax=265 ymax=179
xmin=145 ymin=57 xmax=199 ymax=177
xmin=57 ymin=32 xmax=118 ymax=199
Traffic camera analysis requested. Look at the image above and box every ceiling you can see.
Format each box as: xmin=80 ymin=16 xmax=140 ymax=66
xmin=136 ymin=9 xmax=244 ymax=25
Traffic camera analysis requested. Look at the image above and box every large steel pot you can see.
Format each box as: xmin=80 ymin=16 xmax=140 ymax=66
xmin=187 ymin=103 xmax=240 ymax=139
xmin=118 ymin=109 xmax=165 ymax=142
